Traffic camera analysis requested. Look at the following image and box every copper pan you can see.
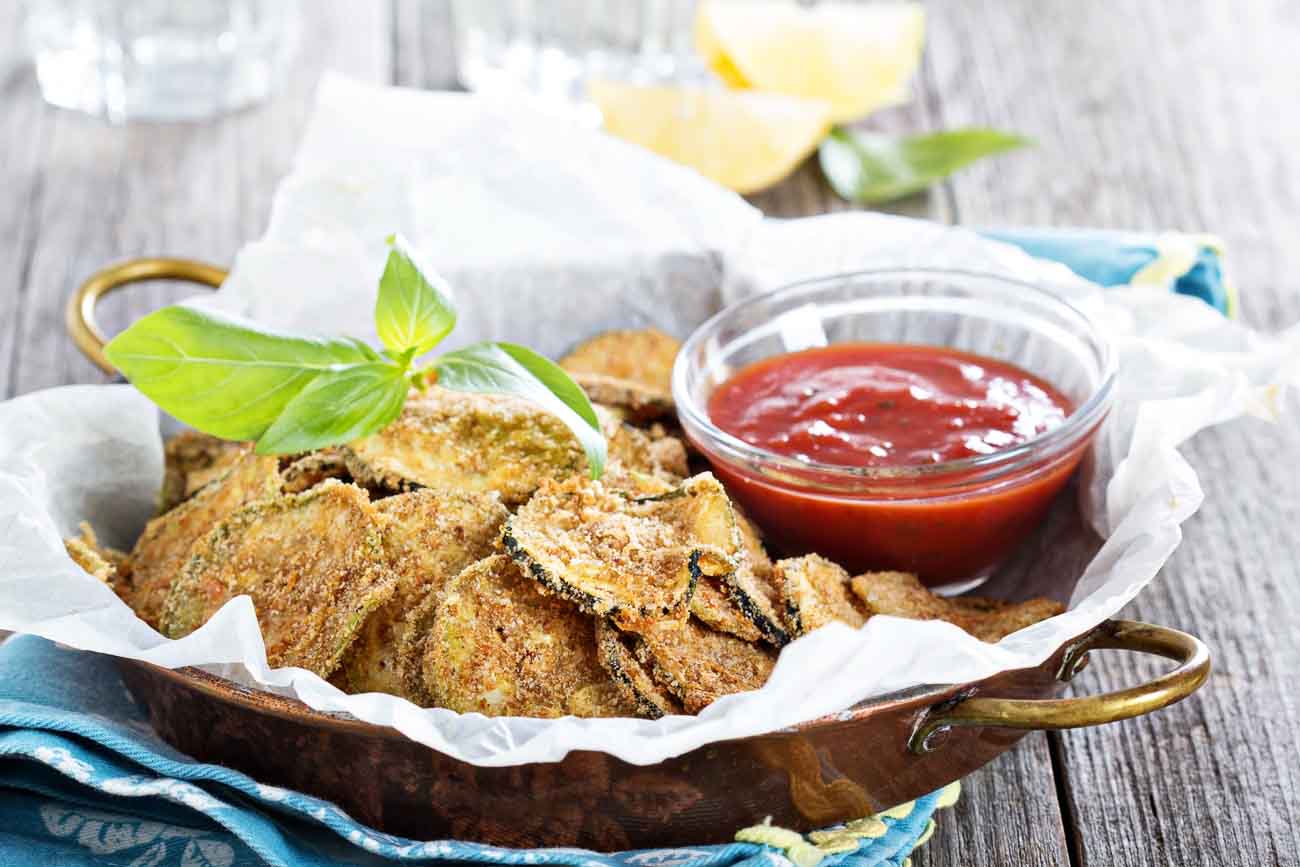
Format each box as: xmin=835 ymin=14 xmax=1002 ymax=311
xmin=73 ymin=260 xmax=1211 ymax=851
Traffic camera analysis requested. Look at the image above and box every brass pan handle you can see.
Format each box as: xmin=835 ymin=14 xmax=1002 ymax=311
xmin=67 ymin=257 xmax=229 ymax=376
xmin=910 ymin=619 xmax=1210 ymax=754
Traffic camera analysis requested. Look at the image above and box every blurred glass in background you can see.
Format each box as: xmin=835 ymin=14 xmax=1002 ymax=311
xmin=23 ymin=0 xmax=300 ymax=123
xmin=452 ymin=0 xmax=703 ymax=109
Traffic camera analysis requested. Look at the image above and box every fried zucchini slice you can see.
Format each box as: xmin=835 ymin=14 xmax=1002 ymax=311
xmin=343 ymin=388 xmax=585 ymax=506
xmin=632 ymin=617 xmax=776 ymax=714
xmin=126 ymin=449 xmax=282 ymax=629
xmin=64 ymin=522 xmax=124 ymax=586
xmin=560 ymin=329 xmax=681 ymax=422
xmin=159 ymin=480 xmax=397 ymax=678
xmin=776 ymin=554 xmax=868 ymax=636
xmin=281 ymin=448 xmax=351 ymax=494
xmin=689 ymin=577 xmax=763 ymax=643
xmin=333 ymin=489 xmax=507 ymax=700
xmin=569 ymin=374 xmax=674 ymax=423
xmin=602 ymin=410 xmax=689 ymax=482
xmin=850 ymin=571 xmax=1064 ymax=643
xmin=422 ymin=555 xmax=615 ymax=717
xmin=560 ymin=328 xmax=680 ymax=391
xmin=160 ymin=430 xmax=247 ymax=512
xmin=566 ymin=679 xmax=641 ymax=718
xmin=596 ymin=620 xmax=682 ymax=719
xmin=503 ymin=472 xmax=740 ymax=627
xmin=718 ymin=510 xmax=789 ymax=646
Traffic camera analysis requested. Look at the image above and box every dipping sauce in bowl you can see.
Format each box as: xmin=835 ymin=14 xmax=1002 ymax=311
xmin=674 ymin=270 xmax=1115 ymax=590
xmin=708 ymin=344 xmax=1072 ymax=469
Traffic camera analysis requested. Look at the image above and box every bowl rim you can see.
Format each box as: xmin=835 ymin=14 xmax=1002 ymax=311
xmin=672 ymin=267 xmax=1118 ymax=486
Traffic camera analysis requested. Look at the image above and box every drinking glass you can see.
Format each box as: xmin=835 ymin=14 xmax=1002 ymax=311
xmin=23 ymin=0 xmax=300 ymax=123
xmin=451 ymin=0 xmax=703 ymax=110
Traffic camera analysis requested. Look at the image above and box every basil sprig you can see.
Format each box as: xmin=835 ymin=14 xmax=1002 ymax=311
xmin=820 ymin=127 xmax=1031 ymax=204
xmin=104 ymin=234 xmax=607 ymax=478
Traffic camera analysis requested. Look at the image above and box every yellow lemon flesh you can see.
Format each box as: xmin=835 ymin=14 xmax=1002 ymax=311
xmin=589 ymin=81 xmax=832 ymax=195
xmin=695 ymin=0 xmax=926 ymax=124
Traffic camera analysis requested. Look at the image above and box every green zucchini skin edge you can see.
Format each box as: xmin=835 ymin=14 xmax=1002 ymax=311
xmin=596 ymin=624 xmax=680 ymax=719
xmin=501 ymin=519 xmax=700 ymax=622
xmin=725 ymin=577 xmax=791 ymax=647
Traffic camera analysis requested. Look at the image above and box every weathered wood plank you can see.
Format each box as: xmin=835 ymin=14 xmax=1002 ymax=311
xmin=912 ymin=734 xmax=1072 ymax=867
xmin=927 ymin=0 xmax=1300 ymax=864
xmin=3 ymin=1 xmax=391 ymax=397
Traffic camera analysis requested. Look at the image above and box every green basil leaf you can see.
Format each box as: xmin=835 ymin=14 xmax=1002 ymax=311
xmin=375 ymin=233 xmax=457 ymax=357
xmin=256 ymin=362 xmax=409 ymax=455
xmin=819 ymin=127 xmax=1031 ymax=204
xmin=104 ymin=306 xmax=380 ymax=441
xmin=434 ymin=341 xmax=607 ymax=478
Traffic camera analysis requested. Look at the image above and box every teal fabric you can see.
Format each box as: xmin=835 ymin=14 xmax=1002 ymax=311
xmin=0 ymin=636 xmax=944 ymax=866
xmin=981 ymin=227 xmax=1234 ymax=315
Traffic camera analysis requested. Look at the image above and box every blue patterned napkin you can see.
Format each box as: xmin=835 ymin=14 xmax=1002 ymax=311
xmin=983 ymin=227 xmax=1235 ymax=316
xmin=0 ymin=636 xmax=955 ymax=867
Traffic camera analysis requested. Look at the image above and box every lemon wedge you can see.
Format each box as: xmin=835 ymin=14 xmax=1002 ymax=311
xmin=589 ymin=81 xmax=832 ymax=195
xmin=694 ymin=0 xmax=926 ymax=124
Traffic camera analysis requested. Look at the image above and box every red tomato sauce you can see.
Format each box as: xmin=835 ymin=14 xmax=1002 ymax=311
xmin=703 ymin=344 xmax=1085 ymax=584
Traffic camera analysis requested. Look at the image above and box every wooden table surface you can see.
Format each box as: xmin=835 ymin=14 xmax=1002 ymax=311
xmin=2 ymin=2 xmax=1297 ymax=865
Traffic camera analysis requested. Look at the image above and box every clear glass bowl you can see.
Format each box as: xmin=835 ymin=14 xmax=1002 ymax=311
xmin=673 ymin=269 xmax=1117 ymax=590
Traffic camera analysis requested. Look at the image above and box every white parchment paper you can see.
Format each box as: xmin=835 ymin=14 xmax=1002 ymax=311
xmin=2 ymin=76 xmax=1297 ymax=767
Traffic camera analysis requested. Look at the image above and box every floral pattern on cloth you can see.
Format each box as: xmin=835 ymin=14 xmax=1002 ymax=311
xmin=0 ymin=636 xmax=957 ymax=866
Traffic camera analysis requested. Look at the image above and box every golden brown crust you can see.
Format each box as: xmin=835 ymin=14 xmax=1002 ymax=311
xmin=333 ymin=489 xmax=508 ymax=700
xmin=719 ymin=510 xmax=789 ymax=646
xmin=344 ymin=388 xmax=584 ymax=506
xmin=689 ymin=576 xmax=764 ymax=642
xmin=632 ymin=618 xmax=776 ymax=714
xmin=159 ymin=480 xmax=398 ymax=678
xmin=561 ymin=329 xmax=679 ymax=389
xmin=126 ymin=449 xmax=282 ymax=629
xmin=560 ymin=327 xmax=681 ymax=423
xmin=570 ymin=374 xmax=674 ymax=423
xmin=281 ymin=448 xmax=351 ymax=494
xmin=595 ymin=620 xmax=682 ymax=719
xmin=422 ymin=555 xmax=615 ymax=717
xmin=64 ymin=521 xmax=120 ymax=586
xmin=502 ymin=473 xmax=739 ymax=627
xmin=601 ymin=407 xmax=689 ymax=482
xmin=851 ymin=571 xmax=1064 ymax=643
xmin=160 ymin=430 xmax=248 ymax=512
xmin=776 ymin=554 xmax=868 ymax=636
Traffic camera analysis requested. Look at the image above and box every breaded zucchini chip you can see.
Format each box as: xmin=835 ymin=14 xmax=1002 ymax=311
xmin=596 ymin=620 xmax=682 ymax=719
xmin=850 ymin=571 xmax=1064 ymax=643
xmin=64 ymin=522 xmax=124 ymax=586
xmin=160 ymin=430 xmax=247 ymax=512
xmin=689 ymin=577 xmax=763 ymax=643
xmin=775 ymin=554 xmax=868 ymax=636
xmin=423 ymin=555 xmax=616 ymax=717
xmin=343 ymin=388 xmax=584 ymax=506
xmin=503 ymin=472 xmax=740 ymax=627
xmin=126 ymin=449 xmax=282 ymax=628
xmin=632 ymin=617 xmax=776 ymax=714
xmin=159 ymin=480 xmax=397 ymax=678
xmin=717 ymin=511 xmax=789 ymax=646
xmin=281 ymin=448 xmax=351 ymax=494
xmin=334 ymin=489 xmax=507 ymax=701
xmin=560 ymin=328 xmax=681 ymax=422
xmin=600 ymin=407 xmax=689 ymax=481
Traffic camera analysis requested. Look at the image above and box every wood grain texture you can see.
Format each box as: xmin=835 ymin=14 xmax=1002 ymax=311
xmin=926 ymin=0 xmax=1300 ymax=864
xmin=914 ymin=735 xmax=1072 ymax=867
